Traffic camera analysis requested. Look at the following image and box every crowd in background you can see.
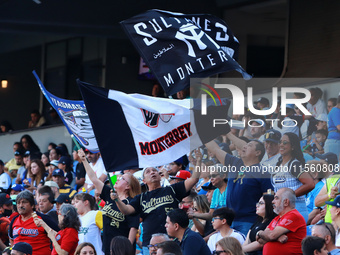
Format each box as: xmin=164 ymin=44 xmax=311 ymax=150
xmin=0 ymin=87 xmax=339 ymax=255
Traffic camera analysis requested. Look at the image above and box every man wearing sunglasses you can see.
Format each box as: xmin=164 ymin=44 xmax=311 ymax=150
xmin=312 ymin=220 xmax=340 ymax=254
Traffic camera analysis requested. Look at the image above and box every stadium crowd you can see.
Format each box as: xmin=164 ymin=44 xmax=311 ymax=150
xmin=0 ymin=87 xmax=339 ymax=255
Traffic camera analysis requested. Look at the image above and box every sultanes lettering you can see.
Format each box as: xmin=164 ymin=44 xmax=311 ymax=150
xmin=142 ymin=195 xmax=175 ymax=213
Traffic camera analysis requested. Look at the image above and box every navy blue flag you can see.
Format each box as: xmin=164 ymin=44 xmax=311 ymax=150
xmin=32 ymin=71 xmax=99 ymax=152
xmin=78 ymin=80 xmax=231 ymax=172
xmin=120 ymin=9 xmax=251 ymax=96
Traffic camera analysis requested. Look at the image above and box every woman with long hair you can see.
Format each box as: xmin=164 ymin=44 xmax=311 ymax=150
xmin=78 ymin=149 xmax=141 ymax=255
xmin=23 ymin=159 xmax=46 ymax=191
xmin=216 ymin=237 xmax=245 ymax=255
xmin=20 ymin=134 xmax=41 ymax=158
xmin=34 ymin=204 xmax=80 ymax=255
xmin=242 ymin=194 xmax=277 ymax=255
xmin=271 ymin=132 xmax=314 ymax=222
xmin=110 ymin=236 xmax=134 ymax=255
xmin=75 ymin=242 xmax=97 ymax=255
xmin=191 ymin=195 xmax=214 ymax=237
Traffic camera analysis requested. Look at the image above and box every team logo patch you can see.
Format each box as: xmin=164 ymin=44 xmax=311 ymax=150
xmin=56 ymin=234 xmax=61 ymax=241
xmin=141 ymin=109 xmax=175 ymax=128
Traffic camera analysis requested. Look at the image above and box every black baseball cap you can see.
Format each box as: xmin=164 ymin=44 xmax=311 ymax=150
xmin=315 ymin=152 xmax=339 ymax=166
xmin=255 ymin=97 xmax=269 ymax=106
xmin=264 ymin=129 xmax=282 ymax=144
xmin=325 ymin=196 xmax=340 ymax=208
xmin=12 ymin=242 xmax=33 ymax=255
xmin=201 ymin=182 xmax=217 ymax=191
xmin=56 ymin=194 xmax=71 ymax=204
xmin=0 ymin=193 xmax=12 ymax=206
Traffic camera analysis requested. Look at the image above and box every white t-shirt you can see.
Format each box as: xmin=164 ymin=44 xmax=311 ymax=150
xmin=307 ymin=99 xmax=327 ymax=118
xmin=207 ymin=229 xmax=245 ymax=253
xmin=85 ymin=157 xmax=107 ymax=188
xmin=0 ymin=172 xmax=11 ymax=189
xmin=79 ymin=210 xmax=104 ymax=255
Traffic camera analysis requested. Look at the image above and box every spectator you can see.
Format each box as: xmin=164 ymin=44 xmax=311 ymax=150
xmin=249 ymin=119 xmax=266 ymax=141
xmin=306 ymin=88 xmax=327 ymax=118
xmin=215 ymin=237 xmax=244 ymax=255
xmin=75 ymin=242 xmax=97 ymax=255
xmin=20 ymin=135 xmax=41 ymax=159
xmin=10 ymin=184 xmax=24 ymax=195
xmin=168 ymin=155 xmax=188 ymax=178
xmin=74 ymin=242 xmax=97 ymax=255
xmin=37 ymin=186 xmax=58 ymax=224
xmin=28 ymin=109 xmax=46 ymax=128
xmin=327 ymin=98 xmax=337 ymax=113
xmin=170 ymin=170 xmax=191 ymax=184
xmin=315 ymin=114 xmax=328 ymax=131
xmin=256 ymin=188 xmax=306 ymax=255
xmin=205 ymin=130 xmax=273 ymax=235
xmin=15 ymin=151 xmax=31 ymax=185
xmin=45 ymin=160 xmax=59 ymax=182
xmin=189 ymin=195 xmax=213 ymax=237
xmin=306 ymin=129 xmax=328 ymax=156
xmin=78 ymin=149 xmax=140 ymax=255
xmin=111 ymin=165 xmax=200 ymax=254
xmin=165 ymin=209 xmax=210 ymax=255
xmin=207 ymin=207 xmax=245 ymax=253
xmin=301 ymin=236 xmax=328 ymax=255
xmin=312 ymin=220 xmax=340 ymax=254
xmin=49 ymin=147 xmax=62 ymax=162
xmin=57 ymin=156 xmax=75 ymax=186
xmin=242 ymin=194 xmax=277 ymax=255
xmin=148 ymin=233 xmax=170 ymax=255
xmin=55 ymin=194 xmax=71 ymax=214
xmin=0 ymin=120 xmax=13 ymax=133
xmin=52 ymin=169 xmax=77 ymax=199
xmin=73 ymin=193 xmax=103 ymax=255
xmin=156 ymin=241 xmax=182 ymax=255
xmin=0 ymin=161 xmax=11 ymax=193
xmin=72 ymin=146 xmax=86 ymax=190
xmin=10 ymin=242 xmax=33 ymax=255
xmin=260 ymin=129 xmax=281 ymax=167
xmin=83 ymin=150 xmax=107 ymax=192
xmin=23 ymin=159 xmax=45 ymax=191
xmin=44 ymin=180 xmax=60 ymax=200
xmin=324 ymin=93 xmax=340 ymax=157
xmin=34 ymin=204 xmax=80 ymax=255
xmin=110 ymin=236 xmax=134 ymax=255
xmin=271 ymin=132 xmax=315 ymax=222
xmin=151 ymin=83 xmax=164 ymax=98
xmin=313 ymin=153 xmax=339 ymax=223
xmin=4 ymin=148 xmax=24 ymax=176
xmin=40 ymin=152 xmax=50 ymax=172
xmin=9 ymin=190 xmax=59 ymax=255
xmin=325 ymin=196 xmax=340 ymax=246
xmin=201 ymin=182 xmax=217 ymax=204
xmin=0 ymin=193 xmax=12 ymax=250
xmin=255 ymin=97 xmax=270 ymax=110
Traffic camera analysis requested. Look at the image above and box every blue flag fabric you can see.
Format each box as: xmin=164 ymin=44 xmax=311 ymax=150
xmin=120 ymin=9 xmax=251 ymax=96
xmin=32 ymin=71 xmax=99 ymax=152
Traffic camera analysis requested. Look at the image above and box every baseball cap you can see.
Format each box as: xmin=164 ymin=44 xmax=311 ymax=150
xmin=12 ymin=242 xmax=33 ymax=255
xmin=52 ymin=169 xmax=64 ymax=177
xmin=0 ymin=193 xmax=12 ymax=206
xmin=47 ymin=160 xmax=59 ymax=168
xmin=23 ymin=150 xmax=30 ymax=157
xmin=170 ymin=170 xmax=191 ymax=180
xmin=201 ymin=182 xmax=217 ymax=191
xmin=11 ymin=184 xmax=25 ymax=192
xmin=57 ymin=156 xmax=72 ymax=167
xmin=174 ymin=155 xmax=189 ymax=169
xmin=249 ymin=119 xmax=265 ymax=126
xmin=0 ymin=160 xmax=4 ymax=166
xmin=255 ymin=97 xmax=269 ymax=106
xmin=286 ymin=104 xmax=295 ymax=110
xmin=315 ymin=152 xmax=339 ymax=166
xmin=264 ymin=129 xmax=282 ymax=144
xmin=316 ymin=113 xmax=328 ymax=122
xmin=325 ymin=196 xmax=340 ymax=208
xmin=56 ymin=194 xmax=71 ymax=204
xmin=14 ymin=149 xmax=25 ymax=156
xmin=44 ymin=181 xmax=59 ymax=189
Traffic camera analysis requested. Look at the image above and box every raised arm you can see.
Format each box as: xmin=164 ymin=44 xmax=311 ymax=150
xmin=110 ymin=191 xmax=136 ymax=215
xmin=205 ymin=140 xmax=227 ymax=166
xmin=78 ymin=149 xmax=104 ymax=193
xmin=184 ymin=149 xmax=201 ymax=192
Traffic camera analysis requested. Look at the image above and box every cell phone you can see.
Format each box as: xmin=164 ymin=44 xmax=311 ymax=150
xmin=107 ymin=173 xmax=117 ymax=192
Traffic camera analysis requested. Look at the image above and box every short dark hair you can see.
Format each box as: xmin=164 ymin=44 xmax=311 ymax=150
xmin=16 ymin=190 xmax=35 ymax=207
xmin=157 ymin=241 xmax=182 ymax=255
xmin=212 ymin=207 xmax=235 ymax=226
xmin=315 ymin=129 xmax=328 ymax=137
xmin=301 ymin=236 xmax=325 ymax=255
xmin=251 ymin=140 xmax=265 ymax=161
xmin=328 ymin=98 xmax=337 ymax=107
xmin=167 ymin=208 xmax=189 ymax=228
xmin=37 ymin=186 xmax=55 ymax=204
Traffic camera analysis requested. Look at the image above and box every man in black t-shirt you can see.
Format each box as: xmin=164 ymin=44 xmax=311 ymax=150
xmin=112 ymin=166 xmax=200 ymax=254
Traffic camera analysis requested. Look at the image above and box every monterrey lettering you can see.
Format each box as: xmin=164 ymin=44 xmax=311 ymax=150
xmin=139 ymin=122 xmax=191 ymax=155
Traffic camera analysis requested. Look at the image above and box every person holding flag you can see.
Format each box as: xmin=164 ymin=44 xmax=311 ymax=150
xmin=78 ymin=149 xmax=141 ymax=255
xmin=110 ymin=152 xmax=201 ymax=255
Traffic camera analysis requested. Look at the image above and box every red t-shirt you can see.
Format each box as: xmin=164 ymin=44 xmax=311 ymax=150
xmin=263 ymin=209 xmax=306 ymax=255
xmin=51 ymin=228 xmax=79 ymax=255
xmin=0 ymin=216 xmax=10 ymax=245
xmin=10 ymin=215 xmax=52 ymax=255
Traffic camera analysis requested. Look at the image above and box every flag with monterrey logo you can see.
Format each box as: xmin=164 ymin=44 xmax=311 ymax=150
xmin=78 ymin=80 xmax=231 ymax=172
xmin=32 ymin=71 xmax=99 ymax=153
xmin=120 ymin=9 xmax=251 ymax=96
